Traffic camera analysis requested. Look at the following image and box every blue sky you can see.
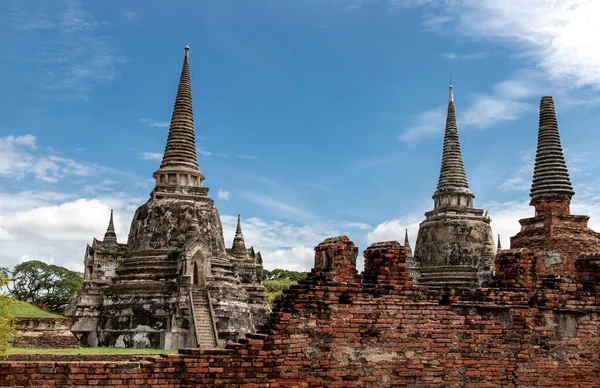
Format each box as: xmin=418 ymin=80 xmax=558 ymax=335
xmin=2 ymin=0 xmax=600 ymax=272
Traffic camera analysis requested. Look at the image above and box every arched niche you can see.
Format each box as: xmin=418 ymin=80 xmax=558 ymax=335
xmin=190 ymin=250 xmax=209 ymax=286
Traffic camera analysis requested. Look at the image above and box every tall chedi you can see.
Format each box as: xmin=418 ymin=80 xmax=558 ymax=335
xmin=509 ymin=96 xmax=600 ymax=279
xmin=68 ymin=47 xmax=268 ymax=349
xmin=413 ymin=83 xmax=495 ymax=287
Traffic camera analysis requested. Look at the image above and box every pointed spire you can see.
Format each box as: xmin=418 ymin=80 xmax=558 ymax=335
xmin=103 ymin=209 xmax=117 ymax=244
xmin=159 ymin=46 xmax=199 ymax=171
xmin=232 ymin=214 xmax=248 ymax=258
xmin=403 ymin=229 xmax=413 ymax=258
xmin=530 ymin=96 xmax=574 ymax=202
xmin=497 ymin=234 xmax=502 ymax=250
xmin=435 ymin=83 xmax=470 ymax=194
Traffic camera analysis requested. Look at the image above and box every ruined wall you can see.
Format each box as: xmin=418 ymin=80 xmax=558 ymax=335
xmin=12 ymin=317 xmax=79 ymax=349
xmin=2 ymin=236 xmax=600 ymax=387
xmin=511 ymin=211 xmax=600 ymax=279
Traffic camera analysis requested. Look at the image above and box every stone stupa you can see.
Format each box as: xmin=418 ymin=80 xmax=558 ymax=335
xmin=67 ymin=46 xmax=269 ymax=349
xmin=413 ymin=83 xmax=495 ymax=287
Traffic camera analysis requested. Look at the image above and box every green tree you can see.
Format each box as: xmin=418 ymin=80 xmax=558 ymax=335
xmin=3 ymin=261 xmax=83 ymax=313
xmin=0 ymin=272 xmax=16 ymax=358
xmin=262 ymin=269 xmax=308 ymax=307
xmin=263 ymin=269 xmax=307 ymax=282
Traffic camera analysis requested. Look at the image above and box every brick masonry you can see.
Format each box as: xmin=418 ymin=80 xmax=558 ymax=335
xmin=2 ymin=236 xmax=600 ymax=387
xmin=12 ymin=317 xmax=79 ymax=349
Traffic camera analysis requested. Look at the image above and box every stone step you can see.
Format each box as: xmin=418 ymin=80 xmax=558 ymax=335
xmin=113 ymin=273 xmax=179 ymax=282
xmin=126 ymin=249 xmax=171 ymax=257
xmin=419 ymin=274 xmax=477 ymax=281
xmin=190 ymin=287 xmax=217 ymax=348
xmin=117 ymin=265 xmax=177 ymax=275
xmin=121 ymin=258 xmax=176 ymax=267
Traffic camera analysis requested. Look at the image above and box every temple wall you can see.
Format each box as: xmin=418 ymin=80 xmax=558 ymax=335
xmin=3 ymin=236 xmax=600 ymax=387
xmin=12 ymin=317 xmax=79 ymax=349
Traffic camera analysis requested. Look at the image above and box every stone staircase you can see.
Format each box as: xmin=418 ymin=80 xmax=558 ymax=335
xmin=191 ymin=286 xmax=217 ymax=348
xmin=417 ymin=265 xmax=479 ymax=288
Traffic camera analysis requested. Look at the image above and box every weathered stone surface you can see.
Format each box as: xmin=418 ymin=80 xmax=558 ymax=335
xmin=5 ymin=235 xmax=600 ymax=387
xmin=416 ymin=217 xmax=495 ymax=286
xmin=66 ymin=47 xmax=269 ymax=349
xmin=530 ymin=96 xmax=574 ymax=201
xmin=414 ymin=84 xmax=495 ymax=287
xmin=12 ymin=317 xmax=79 ymax=349
xmin=509 ymin=96 xmax=600 ymax=282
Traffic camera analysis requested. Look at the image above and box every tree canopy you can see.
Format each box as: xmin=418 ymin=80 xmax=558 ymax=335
xmin=1 ymin=261 xmax=83 ymax=314
xmin=0 ymin=272 xmax=16 ymax=358
xmin=262 ymin=269 xmax=307 ymax=307
xmin=262 ymin=269 xmax=307 ymax=282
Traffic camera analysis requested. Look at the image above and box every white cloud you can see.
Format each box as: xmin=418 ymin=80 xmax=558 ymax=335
xmin=461 ymin=95 xmax=535 ymax=129
xmin=139 ymin=119 xmax=170 ymax=128
xmin=399 ymin=71 xmax=542 ymax=142
xmin=0 ymin=134 xmax=94 ymax=182
xmin=366 ymin=218 xmax=420 ymax=248
xmin=499 ymin=151 xmax=535 ymax=192
xmin=139 ymin=152 xmax=163 ymax=161
xmin=265 ymin=247 xmax=316 ymax=272
xmin=242 ymin=192 xmax=314 ymax=221
xmin=399 ymin=106 xmax=446 ymax=142
xmin=123 ymin=11 xmax=137 ymax=21
xmin=9 ymin=0 xmax=125 ymax=100
xmin=197 ymin=148 xmax=212 ymax=156
xmin=0 ymin=191 xmax=139 ymax=272
xmin=441 ymin=52 xmax=488 ymax=60
xmin=393 ymin=0 xmax=600 ymax=89
xmin=221 ymin=215 xmax=373 ymax=271
xmin=217 ymin=189 xmax=230 ymax=201
xmin=396 ymin=1 xmax=600 ymax=142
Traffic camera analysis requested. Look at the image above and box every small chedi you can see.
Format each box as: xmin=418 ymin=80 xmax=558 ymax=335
xmin=494 ymin=96 xmax=600 ymax=290
xmin=65 ymin=46 xmax=269 ymax=349
xmin=413 ymin=84 xmax=495 ymax=287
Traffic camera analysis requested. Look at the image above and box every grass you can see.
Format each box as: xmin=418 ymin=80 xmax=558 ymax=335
xmin=9 ymin=347 xmax=177 ymax=355
xmin=7 ymin=301 xmax=63 ymax=318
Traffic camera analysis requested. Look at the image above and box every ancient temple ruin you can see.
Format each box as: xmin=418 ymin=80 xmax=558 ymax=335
xmin=66 ymin=46 xmax=269 ymax=349
xmin=8 ymin=94 xmax=600 ymax=387
xmin=506 ymin=96 xmax=600 ymax=282
xmin=413 ymin=84 xmax=495 ymax=287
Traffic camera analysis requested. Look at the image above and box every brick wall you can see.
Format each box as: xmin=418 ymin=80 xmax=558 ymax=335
xmin=12 ymin=317 xmax=79 ymax=349
xmin=2 ymin=236 xmax=600 ymax=387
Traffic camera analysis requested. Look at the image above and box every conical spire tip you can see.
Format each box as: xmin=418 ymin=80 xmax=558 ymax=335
xmin=236 ymin=214 xmax=242 ymax=234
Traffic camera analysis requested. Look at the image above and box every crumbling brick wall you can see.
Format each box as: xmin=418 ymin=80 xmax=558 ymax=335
xmin=2 ymin=236 xmax=600 ymax=387
xmin=11 ymin=317 xmax=79 ymax=349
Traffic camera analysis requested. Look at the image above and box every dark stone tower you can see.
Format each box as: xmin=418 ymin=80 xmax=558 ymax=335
xmin=413 ymin=83 xmax=495 ymax=287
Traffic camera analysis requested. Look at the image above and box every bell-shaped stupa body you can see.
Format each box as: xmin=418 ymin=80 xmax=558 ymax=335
xmin=413 ymin=84 xmax=495 ymax=287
